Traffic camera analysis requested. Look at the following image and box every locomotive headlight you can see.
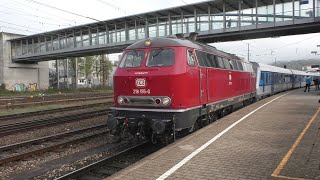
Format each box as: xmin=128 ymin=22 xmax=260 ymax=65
xmin=162 ymin=97 xmax=171 ymax=106
xmin=117 ymin=97 xmax=124 ymax=104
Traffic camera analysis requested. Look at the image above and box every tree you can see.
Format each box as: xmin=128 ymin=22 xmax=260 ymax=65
xmin=67 ymin=58 xmax=77 ymax=86
xmin=99 ymin=55 xmax=113 ymax=86
xmin=78 ymin=56 xmax=96 ymax=79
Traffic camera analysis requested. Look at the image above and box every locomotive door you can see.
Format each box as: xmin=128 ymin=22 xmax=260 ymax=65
xmin=199 ymin=68 xmax=208 ymax=104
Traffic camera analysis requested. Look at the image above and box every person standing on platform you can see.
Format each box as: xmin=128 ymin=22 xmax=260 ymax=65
xmin=304 ymin=76 xmax=311 ymax=92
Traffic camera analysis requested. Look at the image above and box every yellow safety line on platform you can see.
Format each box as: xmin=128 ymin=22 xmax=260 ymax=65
xmin=271 ymin=106 xmax=320 ymax=180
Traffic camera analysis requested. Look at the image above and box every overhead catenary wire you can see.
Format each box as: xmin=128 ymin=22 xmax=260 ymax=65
xmin=0 ymin=26 xmax=39 ymax=34
xmin=0 ymin=10 xmax=71 ymax=27
xmin=95 ymin=0 xmax=129 ymax=15
xmin=254 ymin=33 xmax=320 ymax=56
xmin=24 ymin=0 xmax=102 ymax=22
xmin=0 ymin=0 xmax=84 ymax=35
xmin=0 ymin=20 xmax=43 ymax=32
xmin=11 ymin=0 xmax=78 ymax=24
xmin=0 ymin=5 xmax=73 ymax=25
xmin=0 ymin=11 xmax=106 ymax=38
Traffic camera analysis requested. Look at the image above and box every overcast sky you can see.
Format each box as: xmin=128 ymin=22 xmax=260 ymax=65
xmin=0 ymin=0 xmax=319 ymax=64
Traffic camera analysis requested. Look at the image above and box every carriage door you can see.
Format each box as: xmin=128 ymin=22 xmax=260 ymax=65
xmin=194 ymin=50 xmax=208 ymax=104
xmin=200 ymin=68 xmax=208 ymax=104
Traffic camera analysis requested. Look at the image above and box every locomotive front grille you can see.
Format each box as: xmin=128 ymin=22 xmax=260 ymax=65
xmin=130 ymin=97 xmax=154 ymax=105
xmin=117 ymin=96 xmax=171 ymax=107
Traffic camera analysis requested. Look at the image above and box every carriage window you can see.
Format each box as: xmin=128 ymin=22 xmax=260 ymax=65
xmin=246 ymin=63 xmax=252 ymax=72
xmin=207 ymin=54 xmax=217 ymax=68
xmin=147 ymin=48 xmax=175 ymax=67
xmin=228 ymin=59 xmax=234 ymax=70
xmin=260 ymin=72 xmax=264 ymax=85
xmin=237 ymin=61 xmax=244 ymax=71
xmin=231 ymin=60 xmax=238 ymax=70
xmin=187 ymin=50 xmax=196 ymax=66
xmin=223 ymin=58 xmax=231 ymax=69
xmin=245 ymin=64 xmax=249 ymax=72
xmin=195 ymin=51 xmax=206 ymax=67
xmin=216 ymin=56 xmax=225 ymax=69
xmin=119 ymin=50 xmax=145 ymax=68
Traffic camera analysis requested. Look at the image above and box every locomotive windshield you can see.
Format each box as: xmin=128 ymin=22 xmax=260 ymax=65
xmin=146 ymin=48 xmax=175 ymax=67
xmin=119 ymin=50 xmax=145 ymax=68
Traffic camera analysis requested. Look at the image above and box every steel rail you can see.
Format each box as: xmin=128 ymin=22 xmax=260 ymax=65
xmin=0 ymin=127 xmax=108 ymax=165
xmin=0 ymin=102 xmax=111 ymax=121
xmin=55 ymin=141 xmax=150 ymax=180
xmin=0 ymin=96 xmax=113 ymax=109
xmin=0 ymin=109 xmax=110 ymax=135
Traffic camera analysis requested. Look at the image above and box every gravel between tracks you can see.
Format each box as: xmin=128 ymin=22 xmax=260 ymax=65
xmin=34 ymin=146 xmax=114 ymax=179
xmin=0 ymin=116 xmax=109 ymax=179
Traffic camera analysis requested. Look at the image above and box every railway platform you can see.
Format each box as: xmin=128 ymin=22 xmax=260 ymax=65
xmin=109 ymin=89 xmax=320 ymax=180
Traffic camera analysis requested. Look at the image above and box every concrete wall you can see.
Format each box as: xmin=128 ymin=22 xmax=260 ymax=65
xmin=0 ymin=32 xmax=49 ymax=91
xmin=0 ymin=34 xmax=3 ymax=85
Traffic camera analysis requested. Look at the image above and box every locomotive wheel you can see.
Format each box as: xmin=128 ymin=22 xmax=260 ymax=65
xmin=109 ymin=131 xmax=122 ymax=143
xmin=108 ymin=125 xmax=130 ymax=143
xmin=209 ymin=113 xmax=217 ymax=123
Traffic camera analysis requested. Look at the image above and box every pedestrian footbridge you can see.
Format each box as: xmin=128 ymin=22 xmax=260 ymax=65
xmin=9 ymin=0 xmax=320 ymax=62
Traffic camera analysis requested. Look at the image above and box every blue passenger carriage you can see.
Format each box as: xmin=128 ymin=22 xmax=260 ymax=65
xmin=290 ymin=69 xmax=308 ymax=89
xmin=252 ymin=62 xmax=292 ymax=98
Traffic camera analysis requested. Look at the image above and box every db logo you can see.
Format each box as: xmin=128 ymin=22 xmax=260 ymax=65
xmin=135 ymin=78 xmax=146 ymax=87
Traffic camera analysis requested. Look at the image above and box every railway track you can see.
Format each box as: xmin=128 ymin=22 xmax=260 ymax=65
xmin=55 ymin=141 xmax=162 ymax=180
xmin=0 ymin=92 xmax=112 ymax=104
xmin=0 ymin=95 xmax=113 ymax=109
xmin=0 ymin=124 xmax=108 ymax=165
xmin=0 ymin=102 xmax=111 ymax=121
xmin=0 ymin=108 xmax=110 ymax=135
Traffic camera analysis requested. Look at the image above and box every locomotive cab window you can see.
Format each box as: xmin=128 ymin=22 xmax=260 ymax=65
xmin=147 ymin=48 xmax=175 ymax=67
xmin=187 ymin=49 xmax=196 ymax=66
xmin=119 ymin=50 xmax=145 ymax=68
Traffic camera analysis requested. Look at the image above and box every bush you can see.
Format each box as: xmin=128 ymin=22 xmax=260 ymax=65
xmin=0 ymin=83 xmax=6 ymax=90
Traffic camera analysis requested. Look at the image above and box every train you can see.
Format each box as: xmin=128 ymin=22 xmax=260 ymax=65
xmin=106 ymin=36 xmax=318 ymax=144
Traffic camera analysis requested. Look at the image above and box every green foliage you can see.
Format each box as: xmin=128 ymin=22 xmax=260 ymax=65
xmin=51 ymin=54 xmax=114 ymax=88
xmin=78 ymin=56 xmax=96 ymax=79
xmin=0 ymin=83 xmax=5 ymax=90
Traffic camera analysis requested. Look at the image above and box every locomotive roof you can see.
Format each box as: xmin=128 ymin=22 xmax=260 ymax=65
xmin=126 ymin=37 xmax=246 ymax=62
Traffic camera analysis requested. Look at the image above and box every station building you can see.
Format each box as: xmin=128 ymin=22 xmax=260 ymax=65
xmin=0 ymin=32 xmax=49 ymax=91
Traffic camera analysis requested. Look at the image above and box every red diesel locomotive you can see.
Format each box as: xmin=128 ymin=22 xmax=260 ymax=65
xmin=107 ymin=36 xmax=256 ymax=143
